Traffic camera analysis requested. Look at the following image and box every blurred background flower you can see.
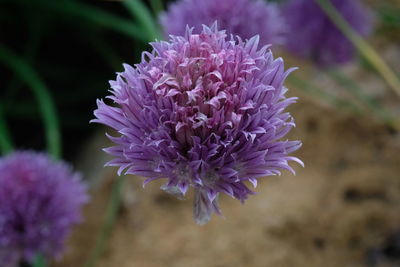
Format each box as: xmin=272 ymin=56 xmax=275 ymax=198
xmin=160 ymin=0 xmax=286 ymax=46
xmin=0 ymin=151 xmax=88 ymax=267
xmin=282 ymin=0 xmax=374 ymax=66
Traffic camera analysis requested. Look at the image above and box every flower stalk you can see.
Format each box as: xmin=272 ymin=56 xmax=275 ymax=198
xmin=314 ymin=0 xmax=400 ymax=97
xmin=84 ymin=175 xmax=126 ymax=267
xmin=0 ymin=103 xmax=14 ymax=155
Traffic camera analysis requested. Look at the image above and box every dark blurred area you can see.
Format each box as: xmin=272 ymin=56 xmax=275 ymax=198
xmin=0 ymin=0 xmax=154 ymax=160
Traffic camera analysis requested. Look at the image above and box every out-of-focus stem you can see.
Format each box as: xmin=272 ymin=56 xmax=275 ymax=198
xmin=0 ymin=44 xmax=61 ymax=158
xmin=123 ymin=0 xmax=162 ymax=41
xmin=288 ymin=74 xmax=362 ymax=113
xmin=5 ymin=14 xmax=44 ymax=109
xmin=0 ymin=103 xmax=14 ymax=155
xmin=35 ymin=0 xmax=148 ymax=42
xmin=326 ymin=69 xmax=400 ymax=131
xmin=84 ymin=175 xmax=126 ymax=267
xmin=150 ymin=0 xmax=164 ymax=16
xmin=314 ymin=0 xmax=400 ymax=98
xmin=87 ymin=34 xmax=123 ymax=70
xmin=32 ymin=254 xmax=46 ymax=267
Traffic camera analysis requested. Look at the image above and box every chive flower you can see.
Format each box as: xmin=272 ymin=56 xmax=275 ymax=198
xmin=0 ymin=151 xmax=88 ymax=266
xmin=160 ymin=0 xmax=286 ymax=46
xmin=282 ymin=0 xmax=374 ymax=66
xmin=93 ymin=24 xmax=302 ymax=224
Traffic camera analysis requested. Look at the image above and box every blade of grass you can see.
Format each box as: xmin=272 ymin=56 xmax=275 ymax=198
xmin=0 ymin=103 xmax=14 ymax=155
xmin=313 ymin=0 xmax=400 ymax=98
xmin=326 ymin=69 xmax=400 ymax=130
xmin=37 ymin=0 xmax=148 ymax=42
xmin=288 ymin=74 xmax=362 ymax=114
xmin=123 ymin=0 xmax=162 ymax=41
xmin=84 ymin=175 xmax=126 ymax=267
xmin=0 ymin=44 xmax=61 ymax=158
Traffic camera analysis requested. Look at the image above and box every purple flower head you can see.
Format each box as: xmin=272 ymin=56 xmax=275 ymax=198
xmin=93 ymin=24 xmax=302 ymax=225
xmin=0 ymin=151 xmax=89 ymax=266
xmin=282 ymin=0 xmax=374 ymax=66
xmin=160 ymin=0 xmax=286 ymax=46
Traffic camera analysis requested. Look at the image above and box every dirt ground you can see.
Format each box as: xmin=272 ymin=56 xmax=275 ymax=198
xmin=54 ymin=88 xmax=400 ymax=267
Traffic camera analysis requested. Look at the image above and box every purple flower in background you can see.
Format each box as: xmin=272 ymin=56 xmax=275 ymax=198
xmin=160 ymin=0 xmax=286 ymax=46
xmin=0 ymin=151 xmax=88 ymax=267
xmin=282 ymin=0 xmax=373 ymax=66
xmin=93 ymin=24 xmax=302 ymax=225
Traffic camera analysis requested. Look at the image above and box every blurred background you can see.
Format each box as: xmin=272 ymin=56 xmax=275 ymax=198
xmin=1 ymin=0 xmax=400 ymax=266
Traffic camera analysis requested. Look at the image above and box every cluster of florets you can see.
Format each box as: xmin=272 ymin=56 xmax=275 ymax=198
xmin=0 ymin=151 xmax=88 ymax=266
xmin=93 ymin=24 xmax=302 ymax=224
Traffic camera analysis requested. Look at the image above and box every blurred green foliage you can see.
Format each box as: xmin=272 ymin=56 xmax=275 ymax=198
xmin=0 ymin=0 xmax=159 ymax=159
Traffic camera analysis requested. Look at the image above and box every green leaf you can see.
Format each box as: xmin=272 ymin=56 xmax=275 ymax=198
xmin=0 ymin=44 xmax=61 ymax=158
xmin=0 ymin=103 xmax=14 ymax=155
xmin=123 ymin=0 xmax=162 ymax=41
xmin=149 ymin=0 xmax=164 ymax=16
xmin=36 ymin=0 xmax=149 ymax=42
xmin=327 ymin=69 xmax=400 ymax=130
xmin=378 ymin=6 xmax=400 ymax=26
xmin=84 ymin=176 xmax=126 ymax=267
xmin=32 ymin=254 xmax=47 ymax=267
xmin=287 ymin=74 xmax=361 ymax=113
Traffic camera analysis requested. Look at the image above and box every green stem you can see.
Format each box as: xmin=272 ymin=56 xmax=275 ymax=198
xmin=123 ymin=0 xmax=162 ymax=41
xmin=326 ymin=69 xmax=400 ymax=130
xmin=5 ymin=13 xmax=44 ymax=111
xmin=84 ymin=175 xmax=126 ymax=267
xmin=0 ymin=45 xmax=61 ymax=158
xmin=377 ymin=4 xmax=400 ymax=27
xmin=150 ymin=0 xmax=164 ymax=16
xmin=32 ymin=254 xmax=47 ymax=267
xmin=87 ymin=33 xmax=123 ymax=71
xmin=314 ymin=0 xmax=400 ymax=97
xmin=288 ymin=74 xmax=361 ymax=114
xmin=35 ymin=0 xmax=148 ymax=42
xmin=0 ymin=103 xmax=14 ymax=155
